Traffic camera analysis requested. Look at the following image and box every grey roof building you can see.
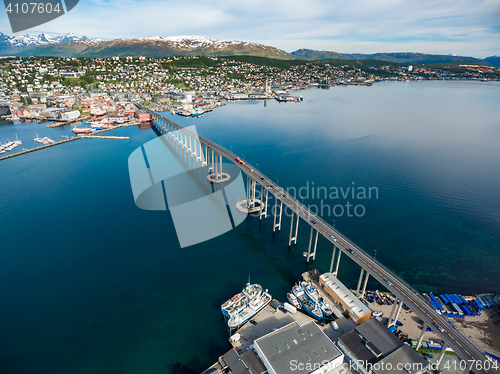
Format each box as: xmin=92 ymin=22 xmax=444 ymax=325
xmin=337 ymin=319 xmax=429 ymax=374
xmin=253 ymin=321 xmax=344 ymax=374
xmin=372 ymin=345 xmax=428 ymax=374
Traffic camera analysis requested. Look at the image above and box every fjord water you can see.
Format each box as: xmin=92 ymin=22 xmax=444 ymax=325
xmin=0 ymin=81 xmax=499 ymax=373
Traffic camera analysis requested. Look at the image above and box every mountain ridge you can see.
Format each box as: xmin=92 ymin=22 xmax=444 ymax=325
xmin=1 ymin=33 xmax=497 ymax=66
xmin=291 ymin=48 xmax=495 ymax=66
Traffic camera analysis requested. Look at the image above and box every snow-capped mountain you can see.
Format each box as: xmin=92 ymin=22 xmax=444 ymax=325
xmin=0 ymin=32 xmax=92 ymax=54
xmin=14 ymin=34 xmax=291 ymax=59
xmin=137 ymin=35 xmax=255 ymax=48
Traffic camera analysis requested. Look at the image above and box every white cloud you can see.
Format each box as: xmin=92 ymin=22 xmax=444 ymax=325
xmin=0 ymin=0 xmax=498 ymax=57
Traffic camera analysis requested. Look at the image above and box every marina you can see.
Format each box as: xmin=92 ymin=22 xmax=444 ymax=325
xmin=0 ymin=122 xmax=139 ymax=162
xmin=0 ymin=135 xmax=22 ymax=154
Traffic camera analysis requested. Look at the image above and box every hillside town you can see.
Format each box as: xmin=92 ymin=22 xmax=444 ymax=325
xmin=0 ymin=56 xmax=498 ymax=123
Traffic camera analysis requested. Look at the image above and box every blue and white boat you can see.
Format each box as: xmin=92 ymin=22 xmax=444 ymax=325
xmin=302 ymin=281 xmax=320 ymax=302
xmin=292 ymin=284 xmax=323 ymax=320
xmin=191 ymin=109 xmax=204 ymax=118
xmin=302 ymin=281 xmax=334 ymax=317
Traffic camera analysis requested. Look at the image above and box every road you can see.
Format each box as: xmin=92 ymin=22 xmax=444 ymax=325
xmin=141 ymin=106 xmax=499 ymax=374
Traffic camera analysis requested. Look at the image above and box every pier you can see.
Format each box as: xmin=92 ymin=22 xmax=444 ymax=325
xmin=80 ymin=135 xmax=130 ymax=140
xmin=0 ymin=137 xmax=79 ymax=161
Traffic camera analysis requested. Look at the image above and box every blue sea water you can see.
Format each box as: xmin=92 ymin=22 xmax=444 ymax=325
xmin=0 ymin=80 xmax=499 ymax=373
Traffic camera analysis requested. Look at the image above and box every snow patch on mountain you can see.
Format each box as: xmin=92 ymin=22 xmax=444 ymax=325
xmin=0 ymin=32 xmax=89 ymax=49
xmin=137 ymin=35 xmax=256 ymax=49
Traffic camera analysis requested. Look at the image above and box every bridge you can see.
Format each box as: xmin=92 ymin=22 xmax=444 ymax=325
xmin=138 ymin=104 xmax=499 ymax=374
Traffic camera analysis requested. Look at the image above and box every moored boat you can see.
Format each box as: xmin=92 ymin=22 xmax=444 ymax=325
xmin=287 ymin=292 xmax=301 ymax=309
xmin=302 ymin=281 xmax=320 ymax=303
xmin=319 ymin=298 xmax=334 ymax=317
xmin=191 ymin=109 xmax=204 ymax=118
xmin=222 ymin=282 xmax=272 ymax=330
xmin=72 ymin=127 xmax=92 ymax=135
xmin=227 ymin=288 xmax=271 ymax=330
xmin=292 ymin=284 xmax=323 ymax=320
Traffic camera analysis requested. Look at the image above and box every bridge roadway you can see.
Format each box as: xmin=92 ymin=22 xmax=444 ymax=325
xmin=140 ymin=105 xmax=498 ymax=374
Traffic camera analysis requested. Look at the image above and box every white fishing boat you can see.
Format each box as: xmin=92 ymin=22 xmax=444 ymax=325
xmin=222 ymin=281 xmax=272 ymax=330
xmin=227 ymin=288 xmax=271 ymax=330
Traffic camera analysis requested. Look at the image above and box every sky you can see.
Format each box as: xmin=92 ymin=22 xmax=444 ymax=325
xmin=0 ymin=0 xmax=499 ymax=58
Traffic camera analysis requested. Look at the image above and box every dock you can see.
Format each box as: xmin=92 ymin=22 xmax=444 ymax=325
xmin=79 ymin=135 xmax=130 ymax=139
xmin=0 ymin=137 xmax=79 ymax=161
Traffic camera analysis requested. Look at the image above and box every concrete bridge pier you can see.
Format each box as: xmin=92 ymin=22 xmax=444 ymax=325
xmin=388 ymin=298 xmax=403 ymax=327
xmin=311 ymin=229 xmax=319 ymax=261
xmin=186 ymin=133 xmax=190 ymax=150
xmin=333 ymin=249 xmax=342 ymax=276
xmin=192 ymin=138 xmax=197 ymax=158
xmin=273 ymin=198 xmax=283 ymax=232
xmin=361 ymin=271 xmax=370 ymax=299
xmin=388 ymin=297 xmax=399 ymax=326
xmin=289 ymin=212 xmax=299 ymax=246
xmin=209 ymin=147 xmax=214 ymax=172
xmin=415 ymin=321 xmax=427 ymax=350
xmin=260 ymin=189 xmax=268 ymax=220
xmin=305 ymin=227 xmax=319 ymax=263
xmin=330 ymin=247 xmax=337 ymax=273
xmin=236 ymin=176 xmax=263 ymax=213
xmin=202 ymin=144 xmax=208 ymax=166
xmin=436 ymin=342 xmax=449 ymax=368
xmin=356 ymin=268 xmax=365 ymax=297
xmin=207 ymin=153 xmax=230 ymax=184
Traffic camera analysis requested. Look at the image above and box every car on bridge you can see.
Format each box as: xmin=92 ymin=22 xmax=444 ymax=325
xmin=310 ymin=220 xmax=317 ymax=225
xmin=348 ymin=248 xmax=354 ymax=254
xmin=434 ymin=323 xmax=445 ymax=332
xmin=330 ymin=235 xmax=337 ymax=242
xmin=385 ymin=279 xmax=392 ymax=286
